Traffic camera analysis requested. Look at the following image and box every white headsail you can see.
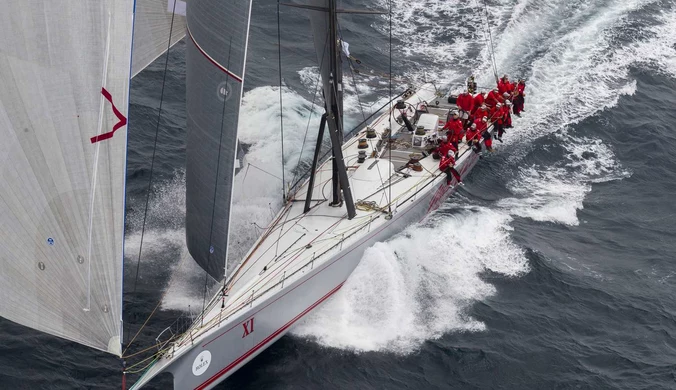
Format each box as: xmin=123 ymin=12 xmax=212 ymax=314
xmin=0 ymin=1 xmax=134 ymax=355
xmin=132 ymin=0 xmax=187 ymax=78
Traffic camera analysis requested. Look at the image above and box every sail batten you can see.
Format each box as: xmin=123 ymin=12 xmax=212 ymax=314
xmin=0 ymin=1 xmax=133 ymax=355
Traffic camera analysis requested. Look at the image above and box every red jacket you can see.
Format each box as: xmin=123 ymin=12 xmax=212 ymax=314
xmin=465 ymin=128 xmax=480 ymax=142
xmin=442 ymin=118 xmax=463 ymax=133
xmin=498 ymin=80 xmax=513 ymax=96
xmin=472 ymin=94 xmax=485 ymax=112
xmin=439 ymin=154 xmax=456 ymax=171
xmin=488 ymin=105 xmax=500 ymax=121
xmin=456 ymin=93 xmax=474 ymax=112
xmin=437 ymin=141 xmax=457 ymax=158
xmin=474 ymin=108 xmax=490 ymax=123
xmin=485 ymin=90 xmax=500 ymax=107
xmin=516 ymin=82 xmax=526 ymax=95
xmin=448 ymin=125 xmax=464 ymax=143
xmin=496 ymin=105 xmax=509 ymax=124
xmin=474 ymin=118 xmax=488 ymax=133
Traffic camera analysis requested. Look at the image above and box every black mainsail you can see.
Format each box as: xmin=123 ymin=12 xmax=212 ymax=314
xmin=185 ymin=0 xmax=253 ymax=280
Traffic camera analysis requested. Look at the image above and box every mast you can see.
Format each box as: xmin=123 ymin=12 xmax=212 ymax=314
xmin=300 ymin=0 xmax=356 ymax=219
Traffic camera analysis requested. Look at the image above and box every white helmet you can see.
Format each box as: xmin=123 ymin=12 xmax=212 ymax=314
xmin=471 ymin=123 xmax=477 ymax=129
xmin=505 ymin=100 xmax=512 ymax=105
xmin=496 ymin=103 xmax=503 ymax=107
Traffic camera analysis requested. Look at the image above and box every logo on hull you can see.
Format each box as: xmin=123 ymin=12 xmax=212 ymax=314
xmin=192 ymin=350 xmax=212 ymax=376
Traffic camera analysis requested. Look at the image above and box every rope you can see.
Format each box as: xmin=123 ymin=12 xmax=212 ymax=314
xmin=127 ymin=0 xmax=177 ymax=345
xmin=247 ymin=162 xmax=284 ymax=182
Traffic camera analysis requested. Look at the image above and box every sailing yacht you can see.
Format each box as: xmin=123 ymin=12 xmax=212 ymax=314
xmin=0 ymin=0 xmax=494 ymax=389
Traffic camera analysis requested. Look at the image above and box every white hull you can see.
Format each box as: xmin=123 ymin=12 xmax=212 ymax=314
xmin=132 ymin=84 xmax=485 ymax=389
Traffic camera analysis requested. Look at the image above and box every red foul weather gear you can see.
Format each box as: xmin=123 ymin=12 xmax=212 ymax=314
xmin=456 ymin=93 xmax=474 ymax=113
xmin=513 ymin=82 xmax=526 ymax=115
xmin=474 ymin=108 xmax=490 ymax=123
xmin=472 ymin=94 xmax=485 ymax=113
xmin=489 ymin=105 xmax=500 ymax=122
xmin=498 ymin=80 xmax=513 ymax=96
xmin=485 ymin=90 xmax=500 ymax=107
xmin=437 ymin=141 xmax=457 ymax=159
xmin=443 ymin=118 xmax=463 ymax=133
xmin=449 ymin=125 xmax=464 ymax=145
xmin=439 ymin=155 xmax=462 ymax=184
xmin=483 ymin=131 xmax=493 ymax=150
xmin=465 ymin=127 xmax=480 ymax=143
xmin=474 ymin=118 xmax=488 ymax=133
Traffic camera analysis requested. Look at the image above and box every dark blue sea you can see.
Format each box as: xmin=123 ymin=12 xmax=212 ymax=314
xmin=2 ymin=0 xmax=676 ymax=388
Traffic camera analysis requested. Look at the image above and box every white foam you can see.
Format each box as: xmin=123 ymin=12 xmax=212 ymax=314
xmin=292 ymin=207 xmax=528 ymax=353
xmin=499 ymin=132 xmax=630 ymax=226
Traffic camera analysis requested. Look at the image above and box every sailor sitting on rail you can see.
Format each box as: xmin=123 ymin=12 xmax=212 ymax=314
xmin=439 ymin=150 xmax=462 ymax=185
xmin=433 ymin=136 xmax=458 ymax=160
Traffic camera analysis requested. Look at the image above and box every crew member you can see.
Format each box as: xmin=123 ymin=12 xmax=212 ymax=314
xmin=433 ymin=137 xmax=457 ymax=160
xmin=498 ymin=74 xmax=513 ymax=96
xmin=439 ymin=150 xmax=462 ymax=185
xmin=456 ymin=90 xmax=474 ymax=124
xmin=485 ymin=87 xmax=500 ymax=107
xmin=442 ymin=112 xmax=464 ymax=148
xmin=504 ymin=100 xmax=513 ymax=128
xmin=465 ymin=123 xmax=481 ymax=154
xmin=513 ymin=79 xmax=526 ymax=116
xmin=467 ymin=76 xmax=478 ymax=94
xmin=493 ymin=103 xmax=506 ymax=141
xmin=483 ymin=128 xmax=494 ymax=152
xmin=474 ymin=104 xmax=490 ymax=124
xmin=473 ymin=92 xmax=485 ymax=115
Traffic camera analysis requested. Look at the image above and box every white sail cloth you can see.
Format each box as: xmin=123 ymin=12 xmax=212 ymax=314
xmin=0 ymin=1 xmax=133 ymax=355
xmin=132 ymin=0 xmax=187 ymax=78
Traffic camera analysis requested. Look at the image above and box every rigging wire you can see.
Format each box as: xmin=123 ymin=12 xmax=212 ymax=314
xmin=126 ymin=0 xmax=178 ymax=347
xmin=203 ymin=37 xmax=235 ymax=323
xmin=388 ymin=0 xmax=393 ymax=215
xmin=480 ymin=0 xmax=499 ymax=82
xmin=337 ymin=24 xmax=367 ymax=124
xmin=289 ymin=32 xmax=329 ymax=190
xmin=277 ymin=0 xmax=287 ymax=201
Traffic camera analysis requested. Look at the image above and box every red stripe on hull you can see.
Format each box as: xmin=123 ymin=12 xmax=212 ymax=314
xmin=196 ymin=282 xmax=345 ymax=389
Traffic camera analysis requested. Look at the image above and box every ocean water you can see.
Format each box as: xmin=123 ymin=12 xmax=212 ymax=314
xmin=2 ymin=0 xmax=676 ymax=389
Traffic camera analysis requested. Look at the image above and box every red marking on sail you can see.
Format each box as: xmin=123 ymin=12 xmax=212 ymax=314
xmin=187 ymin=26 xmax=243 ymax=83
xmin=90 ymin=87 xmax=127 ymax=143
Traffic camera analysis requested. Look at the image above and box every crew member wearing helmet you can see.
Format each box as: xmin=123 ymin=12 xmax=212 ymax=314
xmin=485 ymin=88 xmax=500 ymax=108
xmin=498 ymin=74 xmax=513 ymax=96
xmin=442 ymin=111 xmax=464 ymax=148
xmin=456 ymin=90 xmax=474 ymax=125
xmin=513 ymin=79 xmax=526 ymax=116
xmin=439 ymin=150 xmax=462 ymax=185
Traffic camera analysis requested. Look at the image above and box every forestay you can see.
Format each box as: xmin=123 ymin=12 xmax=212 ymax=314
xmin=131 ymin=0 xmax=187 ymax=78
xmin=184 ymin=0 xmax=253 ymax=280
xmin=0 ymin=1 xmax=133 ymax=355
